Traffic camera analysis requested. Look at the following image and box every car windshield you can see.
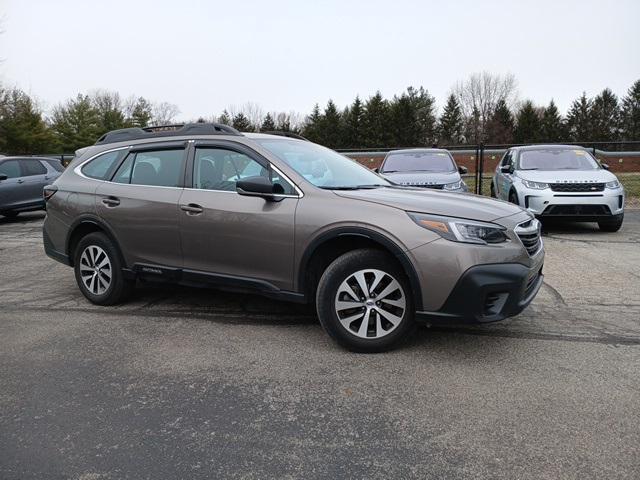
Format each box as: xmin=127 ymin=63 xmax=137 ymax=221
xmin=518 ymin=149 xmax=600 ymax=171
xmin=381 ymin=151 xmax=456 ymax=173
xmin=254 ymin=138 xmax=391 ymax=189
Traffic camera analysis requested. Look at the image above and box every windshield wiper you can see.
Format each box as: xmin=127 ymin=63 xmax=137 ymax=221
xmin=520 ymin=168 xmax=539 ymax=170
xmin=320 ymin=184 xmax=386 ymax=190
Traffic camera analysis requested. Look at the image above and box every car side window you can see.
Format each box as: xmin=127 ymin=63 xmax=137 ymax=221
xmin=111 ymin=149 xmax=184 ymax=187
xmin=21 ymin=159 xmax=47 ymax=176
xmin=193 ymin=147 xmax=296 ymax=195
xmin=0 ymin=160 xmax=21 ymax=178
xmin=500 ymin=151 xmax=512 ymax=167
xmin=82 ymin=150 xmax=126 ymax=180
xmin=44 ymin=159 xmax=65 ymax=172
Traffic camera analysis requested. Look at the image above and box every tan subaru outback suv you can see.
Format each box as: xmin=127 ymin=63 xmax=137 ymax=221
xmin=43 ymin=124 xmax=544 ymax=352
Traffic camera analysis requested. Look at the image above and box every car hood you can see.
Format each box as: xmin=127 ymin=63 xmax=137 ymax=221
xmin=516 ymin=169 xmax=617 ymax=183
xmin=334 ymin=186 xmax=525 ymax=222
xmin=380 ymin=171 xmax=460 ymax=186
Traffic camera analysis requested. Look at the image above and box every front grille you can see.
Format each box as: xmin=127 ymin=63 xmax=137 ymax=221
xmin=549 ymin=183 xmax=605 ymax=192
xmin=542 ymin=204 xmax=611 ymax=216
xmin=515 ymin=219 xmax=542 ymax=256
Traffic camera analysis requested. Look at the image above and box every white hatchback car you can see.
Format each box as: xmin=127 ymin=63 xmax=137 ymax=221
xmin=491 ymin=145 xmax=624 ymax=231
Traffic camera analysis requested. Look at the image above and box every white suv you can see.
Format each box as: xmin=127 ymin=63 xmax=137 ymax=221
xmin=491 ymin=145 xmax=625 ymax=232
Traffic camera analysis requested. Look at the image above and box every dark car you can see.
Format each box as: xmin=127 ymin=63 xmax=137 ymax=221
xmin=376 ymin=148 xmax=469 ymax=192
xmin=0 ymin=156 xmax=64 ymax=218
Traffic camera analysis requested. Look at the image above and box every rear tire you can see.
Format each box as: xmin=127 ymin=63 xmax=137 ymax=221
xmin=1 ymin=211 xmax=19 ymax=218
xmin=73 ymin=232 xmax=133 ymax=305
xmin=598 ymin=214 xmax=623 ymax=232
xmin=316 ymin=249 xmax=415 ymax=353
xmin=508 ymin=189 xmax=519 ymax=205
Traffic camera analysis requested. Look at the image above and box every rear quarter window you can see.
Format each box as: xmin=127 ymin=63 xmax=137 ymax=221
xmin=81 ymin=150 xmax=127 ymax=180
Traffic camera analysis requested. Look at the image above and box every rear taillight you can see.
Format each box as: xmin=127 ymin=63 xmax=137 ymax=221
xmin=43 ymin=185 xmax=58 ymax=202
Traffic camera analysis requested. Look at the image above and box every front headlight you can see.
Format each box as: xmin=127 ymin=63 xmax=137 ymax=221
xmin=606 ymin=180 xmax=621 ymax=189
xmin=521 ymin=179 xmax=549 ymax=190
xmin=408 ymin=213 xmax=509 ymax=245
xmin=443 ymin=180 xmax=463 ymax=191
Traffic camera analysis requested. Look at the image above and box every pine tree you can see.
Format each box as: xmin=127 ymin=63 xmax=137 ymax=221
xmin=591 ymin=88 xmax=620 ymax=141
xmin=0 ymin=88 xmax=56 ymax=154
xmin=343 ymin=96 xmax=364 ymax=148
xmin=437 ymin=94 xmax=464 ymax=145
xmin=320 ymin=100 xmax=343 ymax=148
xmin=407 ymin=86 xmax=437 ymax=146
xmin=389 ymin=92 xmax=420 ymax=146
xmin=217 ymin=109 xmax=231 ymax=126
xmin=260 ymin=112 xmax=276 ymax=131
xmin=621 ymin=79 xmax=640 ymax=140
xmin=566 ymin=92 xmax=593 ymax=142
xmin=232 ymin=112 xmax=253 ymax=132
xmin=540 ymin=100 xmax=564 ymax=142
xmin=514 ymin=101 xmax=543 ymax=143
xmin=485 ymin=99 xmax=514 ymax=144
xmin=51 ymin=94 xmax=102 ymax=152
xmin=127 ymin=97 xmax=153 ymax=128
xmin=302 ymin=104 xmax=323 ymax=144
xmin=362 ymin=92 xmax=392 ymax=148
xmin=464 ymin=107 xmax=481 ymax=144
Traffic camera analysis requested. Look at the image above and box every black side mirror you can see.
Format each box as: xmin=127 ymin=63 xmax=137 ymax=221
xmin=236 ymin=176 xmax=277 ymax=200
xmin=458 ymin=165 xmax=468 ymax=174
xmin=601 ymin=163 xmax=610 ymax=170
xmin=374 ymin=167 xmax=380 ymax=173
xmin=500 ymin=165 xmax=513 ymax=174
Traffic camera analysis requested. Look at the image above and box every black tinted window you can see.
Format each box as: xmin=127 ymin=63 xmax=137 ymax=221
xmin=44 ymin=159 xmax=65 ymax=172
xmin=112 ymin=149 xmax=184 ymax=187
xmin=21 ymin=159 xmax=47 ymax=176
xmin=82 ymin=150 xmax=126 ymax=180
xmin=194 ymin=147 xmax=296 ymax=194
xmin=0 ymin=160 xmax=21 ymax=179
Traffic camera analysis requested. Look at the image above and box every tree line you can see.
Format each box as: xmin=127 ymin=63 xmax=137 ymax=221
xmin=1 ymin=73 xmax=639 ymax=155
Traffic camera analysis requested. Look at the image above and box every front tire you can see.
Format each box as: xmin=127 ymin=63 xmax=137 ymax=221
xmin=598 ymin=214 xmax=624 ymax=232
xmin=316 ymin=249 xmax=415 ymax=353
xmin=73 ymin=232 xmax=133 ymax=305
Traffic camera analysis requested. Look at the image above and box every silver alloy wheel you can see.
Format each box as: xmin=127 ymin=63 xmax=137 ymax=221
xmin=79 ymin=245 xmax=112 ymax=296
xmin=334 ymin=268 xmax=406 ymax=339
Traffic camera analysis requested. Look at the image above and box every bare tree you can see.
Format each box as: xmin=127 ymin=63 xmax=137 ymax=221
xmin=225 ymin=102 xmax=264 ymax=130
xmin=151 ymin=101 xmax=180 ymax=126
xmin=453 ymin=72 xmax=518 ymax=143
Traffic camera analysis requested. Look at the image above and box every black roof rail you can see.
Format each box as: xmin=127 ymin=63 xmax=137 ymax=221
xmin=261 ymin=131 xmax=309 ymax=141
xmin=95 ymin=123 xmax=242 ymax=145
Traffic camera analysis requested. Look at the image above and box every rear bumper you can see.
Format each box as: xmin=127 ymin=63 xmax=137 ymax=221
xmin=43 ymin=227 xmax=71 ymax=266
xmin=415 ymin=263 xmax=543 ymax=325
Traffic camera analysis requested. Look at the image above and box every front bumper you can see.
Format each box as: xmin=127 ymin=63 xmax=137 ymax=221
xmin=415 ymin=262 xmax=544 ymax=325
xmin=517 ymin=186 xmax=625 ymax=219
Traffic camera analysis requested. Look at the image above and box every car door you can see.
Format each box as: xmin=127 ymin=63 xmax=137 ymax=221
xmin=496 ymin=150 xmax=513 ymax=200
xmin=0 ymin=159 xmax=30 ymax=210
xmin=19 ymin=159 xmax=52 ymax=205
xmin=178 ymin=141 xmax=299 ymax=291
xmin=95 ymin=143 xmax=186 ymax=269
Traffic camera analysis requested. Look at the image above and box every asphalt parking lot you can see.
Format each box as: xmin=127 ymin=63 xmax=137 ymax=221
xmin=1 ymin=212 xmax=639 ymax=479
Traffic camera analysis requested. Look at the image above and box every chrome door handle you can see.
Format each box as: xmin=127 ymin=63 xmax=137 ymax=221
xmin=102 ymin=197 xmax=120 ymax=207
xmin=180 ymin=204 xmax=204 ymax=214
xmin=16 ymin=179 xmax=25 ymax=184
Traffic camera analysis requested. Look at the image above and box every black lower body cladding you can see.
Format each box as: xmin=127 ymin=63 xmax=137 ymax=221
xmin=415 ymin=263 xmax=543 ymax=325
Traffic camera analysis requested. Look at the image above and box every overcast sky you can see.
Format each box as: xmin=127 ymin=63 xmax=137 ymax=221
xmin=1 ymin=0 xmax=639 ymax=120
